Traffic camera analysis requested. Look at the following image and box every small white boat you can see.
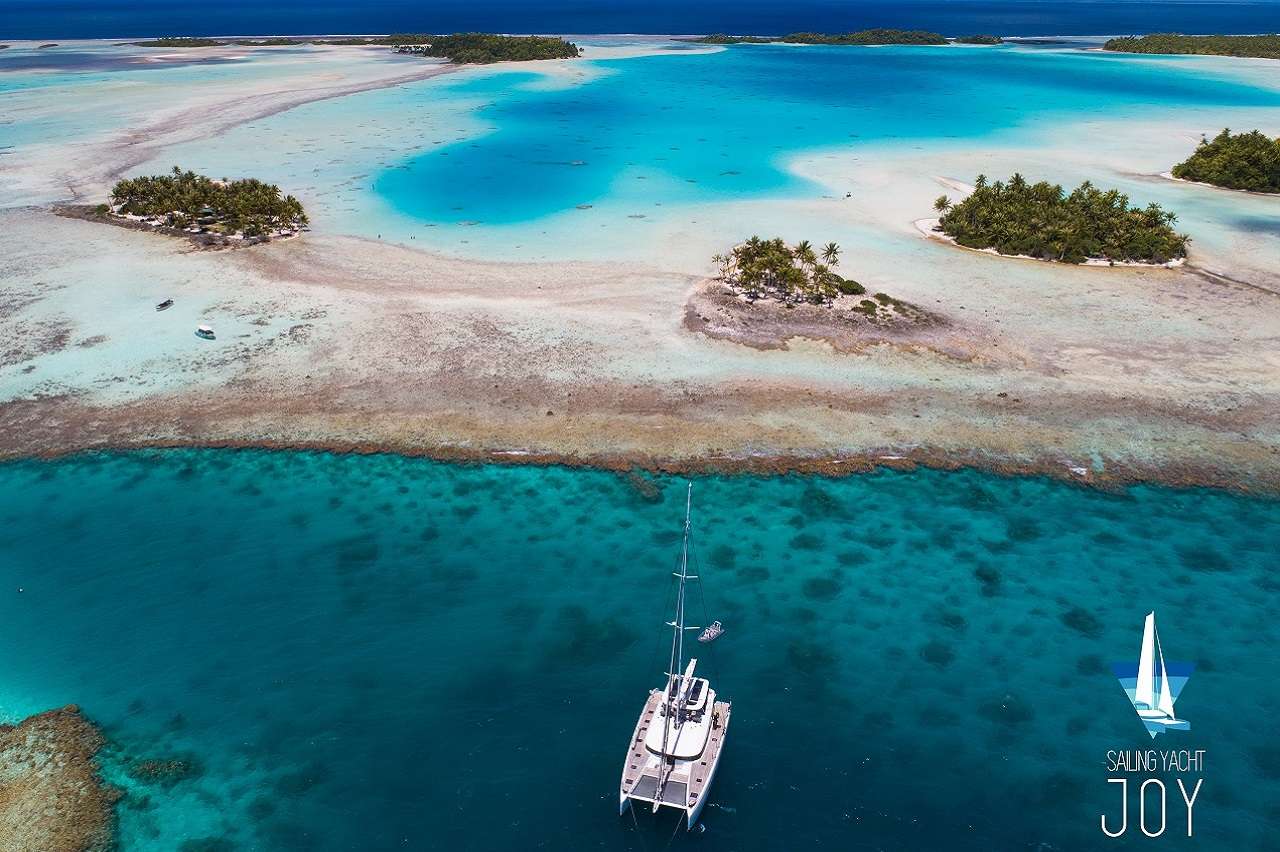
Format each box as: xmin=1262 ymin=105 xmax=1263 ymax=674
xmin=619 ymin=484 xmax=730 ymax=830
xmin=195 ymin=325 xmax=216 ymax=340
xmin=697 ymin=621 xmax=724 ymax=643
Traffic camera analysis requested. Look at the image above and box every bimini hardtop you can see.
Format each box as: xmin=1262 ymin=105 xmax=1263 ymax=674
xmin=619 ymin=484 xmax=730 ymax=830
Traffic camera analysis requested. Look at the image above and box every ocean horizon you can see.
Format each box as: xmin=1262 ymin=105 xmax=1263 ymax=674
xmin=4 ymin=0 xmax=1280 ymax=40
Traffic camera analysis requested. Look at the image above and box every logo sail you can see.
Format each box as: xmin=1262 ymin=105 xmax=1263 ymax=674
xmin=1116 ymin=610 xmax=1191 ymax=738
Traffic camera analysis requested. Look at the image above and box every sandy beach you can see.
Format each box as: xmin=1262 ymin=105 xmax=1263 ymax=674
xmin=3 ymin=39 xmax=1280 ymax=492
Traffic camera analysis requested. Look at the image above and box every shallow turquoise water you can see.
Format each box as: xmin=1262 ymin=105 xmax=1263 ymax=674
xmin=145 ymin=40 xmax=1280 ymax=265
xmin=0 ymin=42 xmax=418 ymax=160
xmin=0 ymin=450 xmax=1276 ymax=849
xmin=376 ymin=44 xmax=1280 ymax=225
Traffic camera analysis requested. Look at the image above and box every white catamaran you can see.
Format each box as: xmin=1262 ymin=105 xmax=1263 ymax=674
xmin=1133 ymin=611 xmax=1189 ymax=733
xmin=619 ymin=484 xmax=730 ymax=830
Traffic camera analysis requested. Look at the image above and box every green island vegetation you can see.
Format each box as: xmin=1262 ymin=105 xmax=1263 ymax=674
xmin=129 ymin=33 xmax=579 ymax=63
xmin=934 ymin=174 xmax=1187 ymax=264
xmin=131 ymin=37 xmax=224 ymax=47
xmin=695 ymin=29 xmax=947 ymax=46
xmin=1171 ymin=128 xmax=1280 ymax=192
xmin=104 ymin=166 xmax=308 ymax=238
xmin=132 ymin=34 xmax=434 ymax=48
xmin=713 ymin=237 xmax=932 ymax=324
xmin=694 ymin=35 xmax=774 ymax=44
xmin=1102 ymin=33 xmax=1280 ymax=59
xmin=394 ymin=34 xmax=580 ymax=63
xmin=714 ymin=237 xmax=861 ymax=304
xmin=956 ymin=35 xmax=1003 ymax=45
xmin=851 ymin=291 xmax=924 ymax=322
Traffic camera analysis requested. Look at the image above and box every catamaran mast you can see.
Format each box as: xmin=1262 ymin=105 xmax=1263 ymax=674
xmin=656 ymin=483 xmax=696 ymax=810
xmin=674 ymin=483 xmax=692 ymax=682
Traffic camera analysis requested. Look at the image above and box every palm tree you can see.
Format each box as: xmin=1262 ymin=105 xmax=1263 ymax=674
xmin=821 ymin=242 xmax=840 ymax=266
xmin=711 ymin=252 xmax=731 ymax=279
xmin=933 ymin=195 xmax=951 ymax=213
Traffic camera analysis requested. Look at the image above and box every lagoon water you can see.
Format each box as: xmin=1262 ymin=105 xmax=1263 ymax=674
xmin=0 ymin=450 xmax=1277 ymax=849
xmin=134 ymin=39 xmax=1280 ymax=267
xmin=7 ymin=39 xmax=1280 ymax=266
xmin=373 ymin=44 xmax=1280 ymax=224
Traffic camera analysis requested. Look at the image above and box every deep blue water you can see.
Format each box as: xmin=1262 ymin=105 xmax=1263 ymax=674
xmin=3 ymin=0 xmax=1280 ymax=40
xmin=0 ymin=450 xmax=1277 ymax=849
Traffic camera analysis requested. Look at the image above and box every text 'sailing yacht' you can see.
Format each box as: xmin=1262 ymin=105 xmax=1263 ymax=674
xmin=619 ymin=484 xmax=730 ymax=830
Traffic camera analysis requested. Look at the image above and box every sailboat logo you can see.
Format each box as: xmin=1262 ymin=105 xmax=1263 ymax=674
xmin=1112 ymin=611 xmax=1193 ymax=738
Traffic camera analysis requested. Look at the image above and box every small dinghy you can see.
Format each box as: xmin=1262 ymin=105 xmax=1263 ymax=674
xmin=155 ymin=299 xmax=174 ymax=311
xmin=195 ymin=325 xmax=216 ymax=340
xmin=697 ymin=620 xmax=724 ymax=644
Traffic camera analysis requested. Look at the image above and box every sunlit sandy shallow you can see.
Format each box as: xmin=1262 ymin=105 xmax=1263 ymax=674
xmin=1 ymin=37 xmax=1278 ymax=482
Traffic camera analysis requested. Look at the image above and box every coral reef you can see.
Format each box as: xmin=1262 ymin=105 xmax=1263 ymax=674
xmin=0 ymin=706 xmax=119 ymax=852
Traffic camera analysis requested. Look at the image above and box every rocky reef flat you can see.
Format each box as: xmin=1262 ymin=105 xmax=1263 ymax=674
xmin=0 ymin=706 xmax=119 ymax=852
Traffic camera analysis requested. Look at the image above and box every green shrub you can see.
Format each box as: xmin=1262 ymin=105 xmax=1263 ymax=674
xmin=835 ymin=276 xmax=865 ymax=296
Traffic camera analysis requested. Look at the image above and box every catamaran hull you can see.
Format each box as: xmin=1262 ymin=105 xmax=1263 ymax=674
xmin=620 ymin=698 xmax=731 ymax=830
xmin=685 ymin=750 xmax=719 ymax=828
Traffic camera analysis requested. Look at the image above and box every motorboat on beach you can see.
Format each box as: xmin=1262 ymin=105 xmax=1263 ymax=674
xmin=619 ymin=484 xmax=730 ymax=830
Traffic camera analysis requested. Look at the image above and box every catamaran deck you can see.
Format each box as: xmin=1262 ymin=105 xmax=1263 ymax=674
xmin=621 ymin=689 xmax=731 ymax=810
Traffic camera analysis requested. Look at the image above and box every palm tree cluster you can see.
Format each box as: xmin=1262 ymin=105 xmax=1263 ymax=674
xmin=936 ymin=174 xmax=1187 ymax=264
xmin=714 ymin=237 xmax=862 ymax=304
xmin=395 ymin=34 xmax=580 ymax=64
xmin=110 ymin=166 xmax=308 ymax=237
xmin=1103 ymin=33 xmax=1280 ymax=59
xmin=1172 ymin=128 xmax=1280 ymax=193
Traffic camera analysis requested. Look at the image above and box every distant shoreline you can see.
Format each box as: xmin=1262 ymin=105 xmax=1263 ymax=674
xmin=2 ymin=32 xmax=1278 ymax=45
